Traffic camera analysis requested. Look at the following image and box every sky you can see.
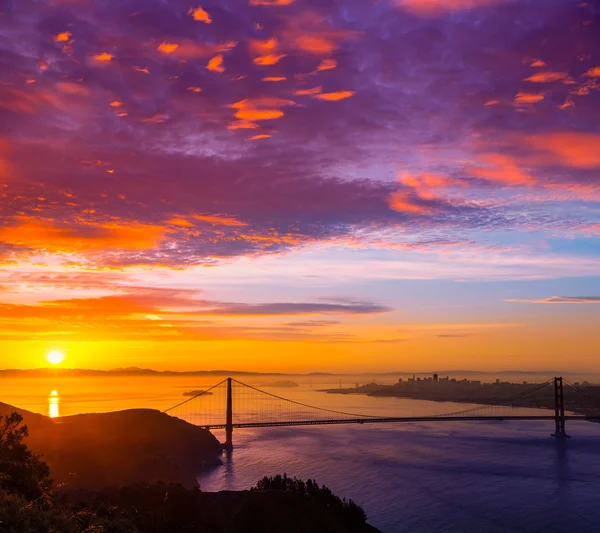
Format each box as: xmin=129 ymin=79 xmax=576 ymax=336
xmin=0 ymin=0 xmax=598 ymax=373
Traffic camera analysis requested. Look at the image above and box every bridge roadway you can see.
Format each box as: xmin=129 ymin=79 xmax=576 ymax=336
xmin=200 ymin=414 xmax=599 ymax=430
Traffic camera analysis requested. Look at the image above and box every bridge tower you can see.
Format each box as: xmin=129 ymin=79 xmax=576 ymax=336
xmin=553 ymin=377 xmax=569 ymax=439
xmin=225 ymin=377 xmax=233 ymax=450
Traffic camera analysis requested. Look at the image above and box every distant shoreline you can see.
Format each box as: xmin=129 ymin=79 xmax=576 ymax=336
xmin=0 ymin=367 xmax=592 ymax=378
xmin=323 ymin=381 xmax=600 ymax=418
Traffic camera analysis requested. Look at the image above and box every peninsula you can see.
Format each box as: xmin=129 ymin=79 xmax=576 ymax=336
xmin=324 ymin=374 xmax=600 ymax=417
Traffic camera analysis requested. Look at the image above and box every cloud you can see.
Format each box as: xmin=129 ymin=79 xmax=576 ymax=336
xmin=526 ymin=133 xmax=600 ymax=169
xmin=194 ymin=215 xmax=248 ymax=227
xmin=282 ymin=320 xmax=341 ymax=327
xmin=253 ymin=55 xmax=287 ymax=65
xmin=236 ymin=109 xmax=283 ymax=120
xmin=314 ymin=91 xmax=355 ymax=101
xmin=470 ymin=153 xmax=535 ymax=185
xmin=0 ymin=217 xmax=165 ymax=253
xmin=229 ymin=97 xmax=294 ymax=122
xmin=5 ymin=289 xmax=391 ymax=318
xmin=507 ymin=296 xmax=600 ymax=304
xmin=189 ymin=7 xmax=212 ymax=24
xmin=249 ymin=0 xmax=294 ymax=5
xmin=395 ymin=0 xmax=507 ymax=16
xmin=92 ymin=53 xmax=113 ymax=61
xmin=584 ymin=67 xmax=600 ymax=78
xmin=316 ymin=58 xmax=337 ymax=72
xmin=0 ymin=287 xmax=391 ymax=342
xmin=278 ymin=11 xmax=360 ymax=56
xmin=295 ymin=86 xmax=322 ymax=96
xmin=200 ymin=301 xmax=391 ymax=316
xmin=206 ymin=55 xmax=225 ymax=72
xmin=0 ymin=0 xmax=597 ymax=280
xmin=524 ymin=72 xmax=570 ymax=83
xmin=157 ymin=42 xmax=179 ymax=54
xmin=513 ymin=92 xmax=544 ymax=105
xmin=387 ymin=173 xmax=465 ymax=214
xmin=437 ymin=334 xmax=474 ymax=338
xmin=55 ymin=31 xmax=71 ymax=43
xmin=387 ymin=192 xmax=434 ymax=214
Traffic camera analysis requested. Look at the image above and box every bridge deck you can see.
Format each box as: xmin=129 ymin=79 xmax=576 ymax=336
xmin=201 ymin=415 xmax=596 ymax=429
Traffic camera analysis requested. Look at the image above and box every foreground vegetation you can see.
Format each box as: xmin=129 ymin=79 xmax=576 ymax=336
xmin=0 ymin=412 xmax=379 ymax=533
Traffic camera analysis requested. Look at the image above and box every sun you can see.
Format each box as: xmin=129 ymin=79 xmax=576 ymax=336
xmin=46 ymin=350 xmax=65 ymax=365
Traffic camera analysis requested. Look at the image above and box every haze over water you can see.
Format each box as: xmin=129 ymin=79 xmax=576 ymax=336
xmin=5 ymin=374 xmax=600 ymax=532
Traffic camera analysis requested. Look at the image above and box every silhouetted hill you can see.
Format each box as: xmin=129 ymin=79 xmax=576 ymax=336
xmin=0 ymin=402 xmax=222 ymax=488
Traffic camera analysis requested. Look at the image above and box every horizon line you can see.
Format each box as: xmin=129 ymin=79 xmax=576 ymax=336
xmin=0 ymin=367 xmax=594 ymax=377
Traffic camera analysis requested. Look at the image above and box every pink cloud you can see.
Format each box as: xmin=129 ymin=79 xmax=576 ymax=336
xmin=526 ymin=133 xmax=600 ymax=169
xmin=394 ymin=0 xmax=507 ymax=16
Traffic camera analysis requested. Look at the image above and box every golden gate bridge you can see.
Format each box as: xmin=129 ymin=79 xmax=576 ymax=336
xmin=164 ymin=377 xmax=598 ymax=449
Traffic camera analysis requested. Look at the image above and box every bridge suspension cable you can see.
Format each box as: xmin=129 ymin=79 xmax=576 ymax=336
xmin=163 ymin=378 xmax=227 ymax=414
xmin=230 ymin=379 xmax=379 ymax=420
xmin=162 ymin=376 xmax=577 ymax=434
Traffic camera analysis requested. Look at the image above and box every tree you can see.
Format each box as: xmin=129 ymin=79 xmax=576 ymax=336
xmin=0 ymin=412 xmax=52 ymax=501
xmin=252 ymin=474 xmax=367 ymax=524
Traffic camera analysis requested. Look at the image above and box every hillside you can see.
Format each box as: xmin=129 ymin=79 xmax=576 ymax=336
xmin=0 ymin=402 xmax=222 ymax=488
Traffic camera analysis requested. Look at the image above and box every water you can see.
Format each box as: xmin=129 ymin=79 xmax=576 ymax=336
xmin=3 ymin=375 xmax=600 ymax=532
xmin=199 ymin=422 xmax=600 ymax=532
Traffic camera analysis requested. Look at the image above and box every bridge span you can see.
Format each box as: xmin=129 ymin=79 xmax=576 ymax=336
xmin=164 ymin=377 xmax=591 ymax=449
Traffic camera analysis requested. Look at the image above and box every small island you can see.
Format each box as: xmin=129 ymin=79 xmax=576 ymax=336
xmin=183 ymin=389 xmax=214 ymax=396
xmin=262 ymin=380 xmax=300 ymax=388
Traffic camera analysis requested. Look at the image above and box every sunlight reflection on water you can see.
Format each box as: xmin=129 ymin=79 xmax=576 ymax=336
xmin=48 ymin=389 xmax=59 ymax=418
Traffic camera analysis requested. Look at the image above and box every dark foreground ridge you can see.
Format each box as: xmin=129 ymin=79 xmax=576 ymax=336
xmin=65 ymin=478 xmax=380 ymax=533
xmin=0 ymin=411 xmax=380 ymax=533
xmin=0 ymin=402 xmax=222 ymax=488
